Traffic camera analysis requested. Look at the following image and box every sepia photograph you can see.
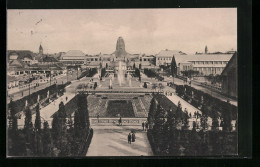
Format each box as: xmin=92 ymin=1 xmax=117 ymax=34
xmin=6 ymin=9 xmax=238 ymax=157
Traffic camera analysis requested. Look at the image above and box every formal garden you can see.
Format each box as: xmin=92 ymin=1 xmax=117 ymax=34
xmin=147 ymin=94 xmax=237 ymax=156
xmin=8 ymin=93 xmax=93 ymax=157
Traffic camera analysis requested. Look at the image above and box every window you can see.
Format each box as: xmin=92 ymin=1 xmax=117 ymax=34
xmin=144 ymin=59 xmax=146 ymax=61
xmin=91 ymin=58 xmax=94 ymax=61
xmin=95 ymin=58 xmax=98 ymax=61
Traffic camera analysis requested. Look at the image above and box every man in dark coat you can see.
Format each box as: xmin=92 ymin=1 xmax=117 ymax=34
xmin=119 ymin=116 xmax=122 ymax=126
xmin=145 ymin=121 xmax=148 ymax=131
xmin=132 ymin=132 xmax=136 ymax=142
xmin=128 ymin=133 xmax=132 ymax=144
xmin=142 ymin=122 xmax=145 ymax=130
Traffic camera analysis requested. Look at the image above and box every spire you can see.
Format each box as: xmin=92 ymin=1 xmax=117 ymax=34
xmin=39 ymin=44 xmax=43 ymax=55
xmin=205 ymin=45 xmax=208 ymax=54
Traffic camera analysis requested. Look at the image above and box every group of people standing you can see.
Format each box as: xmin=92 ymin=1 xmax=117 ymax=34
xmin=127 ymin=131 xmax=136 ymax=144
xmin=142 ymin=121 xmax=148 ymax=131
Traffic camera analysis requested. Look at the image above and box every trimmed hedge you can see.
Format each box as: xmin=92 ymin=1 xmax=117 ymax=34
xmin=147 ymin=129 xmax=237 ymax=156
xmin=144 ymin=69 xmax=164 ymax=81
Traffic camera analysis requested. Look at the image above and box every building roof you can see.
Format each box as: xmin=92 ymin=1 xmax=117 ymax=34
xmin=38 ymin=64 xmax=63 ymax=71
xmin=7 ymin=75 xmax=18 ymax=82
xmin=158 ymin=50 xmax=233 ymax=65
xmin=62 ymin=50 xmax=86 ymax=57
xmin=221 ymin=52 xmax=237 ymax=76
xmin=156 ymin=49 xmax=187 ymax=58
xmin=8 ymin=59 xmax=28 ymax=68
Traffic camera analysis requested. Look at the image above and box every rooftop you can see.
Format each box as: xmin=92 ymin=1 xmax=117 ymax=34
xmin=62 ymin=50 xmax=86 ymax=57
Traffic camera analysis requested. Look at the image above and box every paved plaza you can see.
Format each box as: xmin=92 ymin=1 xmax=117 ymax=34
xmin=87 ymin=125 xmax=153 ymax=156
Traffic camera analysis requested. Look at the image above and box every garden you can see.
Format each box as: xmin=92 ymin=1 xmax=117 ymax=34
xmin=146 ymin=94 xmax=237 ymax=156
xmin=8 ymin=93 xmax=93 ymax=157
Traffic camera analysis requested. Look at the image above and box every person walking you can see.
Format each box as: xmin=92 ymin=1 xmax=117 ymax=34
xmin=128 ymin=133 xmax=132 ymax=144
xmin=66 ymin=96 xmax=68 ymax=101
xmin=131 ymin=132 xmax=136 ymax=142
xmin=97 ymin=114 xmax=100 ymax=123
xmin=145 ymin=121 xmax=148 ymax=131
xmin=119 ymin=116 xmax=122 ymax=126
xmin=142 ymin=122 xmax=145 ymax=131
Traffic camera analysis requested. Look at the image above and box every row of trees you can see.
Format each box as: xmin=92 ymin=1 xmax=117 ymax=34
xmin=175 ymin=84 xmax=237 ymax=128
xmin=8 ymin=84 xmax=58 ymax=115
xmin=8 ymin=93 xmax=93 ymax=157
xmin=181 ymin=70 xmax=200 ymax=77
xmin=147 ymin=95 xmax=237 ymax=156
xmin=144 ymin=69 xmax=164 ymax=81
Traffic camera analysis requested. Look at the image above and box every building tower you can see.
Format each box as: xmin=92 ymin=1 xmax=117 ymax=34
xmin=205 ymin=45 xmax=208 ymax=54
xmin=114 ymin=37 xmax=127 ymax=57
xmin=39 ymin=44 xmax=43 ymax=55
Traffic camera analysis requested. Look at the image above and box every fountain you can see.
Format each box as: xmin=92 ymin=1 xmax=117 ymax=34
xmin=109 ymin=78 xmax=112 ymax=89
xmin=117 ymin=61 xmax=125 ymax=86
xmin=129 ymin=78 xmax=132 ymax=87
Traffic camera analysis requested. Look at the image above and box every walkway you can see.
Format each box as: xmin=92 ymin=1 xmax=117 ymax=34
xmin=17 ymin=76 xmax=91 ymax=129
xmin=166 ymin=93 xmax=201 ymax=117
xmin=87 ymin=125 xmax=153 ymax=156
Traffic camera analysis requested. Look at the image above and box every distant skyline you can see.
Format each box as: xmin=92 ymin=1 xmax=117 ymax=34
xmin=7 ymin=9 xmax=237 ymax=55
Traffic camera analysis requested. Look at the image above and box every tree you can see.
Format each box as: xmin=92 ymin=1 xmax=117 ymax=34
xmin=148 ymin=97 xmax=158 ymax=129
xmin=35 ymin=104 xmax=41 ymax=132
xmin=183 ymin=108 xmax=189 ymax=130
xmin=170 ymin=55 xmax=177 ymax=83
xmin=8 ymin=99 xmax=18 ymax=133
xmin=24 ymin=106 xmax=34 ymax=153
xmin=133 ymin=63 xmax=136 ymax=69
xmin=211 ymin=112 xmax=219 ymax=131
xmin=42 ymin=121 xmax=52 ymax=156
xmin=222 ymin=104 xmax=232 ymax=132
xmin=24 ymin=107 xmax=33 ymax=130
xmin=153 ymin=104 xmax=166 ymax=152
xmin=200 ymin=114 xmax=208 ymax=131
xmin=176 ymin=101 xmax=183 ymax=120
xmin=51 ymin=101 xmax=67 ymax=149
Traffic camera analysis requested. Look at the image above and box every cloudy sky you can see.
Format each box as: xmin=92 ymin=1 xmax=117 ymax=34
xmin=7 ymin=9 xmax=237 ymax=55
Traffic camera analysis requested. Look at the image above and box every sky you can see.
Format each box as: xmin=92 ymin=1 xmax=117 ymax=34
xmin=7 ymin=9 xmax=237 ymax=55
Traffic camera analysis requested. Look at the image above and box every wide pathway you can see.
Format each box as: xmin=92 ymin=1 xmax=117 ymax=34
xmin=87 ymin=125 xmax=153 ymax=156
